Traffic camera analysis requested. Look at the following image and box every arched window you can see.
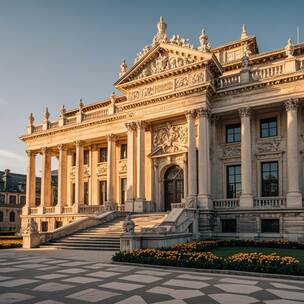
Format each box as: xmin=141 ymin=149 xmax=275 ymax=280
xmin=0 ymin=211 xmax=3 ymax=222
xmin=9 ymin=211 xmax=15 ymax=222
xmin=0 ymin=194 xmax=5 ymax=204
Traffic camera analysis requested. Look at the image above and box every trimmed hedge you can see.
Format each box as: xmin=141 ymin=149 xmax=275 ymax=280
xmin=0 ymin=239 xmax=22 ymax=249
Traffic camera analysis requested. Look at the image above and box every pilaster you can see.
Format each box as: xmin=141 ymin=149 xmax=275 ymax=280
xmin=106 ymin=134 xmax=115 ymax=207
xmin=284 ymin=99 xmax=302 ymax=208
xmin=40 ymin=147 xmax=52 ymax=213
xmin=75 ymin=140 xmax=84 ymax=212
xmin=239 ymin=107 xmax=253 ymax=208
xmin=24 ymin=150 xmax=36 ymax=215
xmin=57 ymin=144 xmax=67 ymax=213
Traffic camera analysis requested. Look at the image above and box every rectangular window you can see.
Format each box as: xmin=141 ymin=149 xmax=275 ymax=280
xmin=260 ymin=117 xmax=277 ymax=138
xmin=83 ymin=150 xmax=89 ymax=165
xmin=261 ymin=219 xmax=280 ymax=233
xmin=9 ymin=195 xmax=16 ymax=205
xmin=221 ymin=219 xmax=237 ymax=233
xmin=84 ymin=182 xmax=89 ymax=205
xmin=121 ymin=178 xmax=127 ymax=205
xmin=99 ymin=180 xmax=107 ymax=205
xmin=0 ymin=194 xmax=5 ymax=204
xmin=226 ymin=165 xmax=241 ymax=198
xmin=19 ymin=195 xmax=26 ymax=205
xmin=226 ymin=124 xmax=241 ymax=143
xmin=72 ymin=183 xmax=76 ymax=205
xmin=120 ymin=144 xmax=127 ymax=159
xmin=261 ymin=161 xmax=278 ymax=197
xmin=41 ymin=221 xmax=48 ymax=232
xmin=99 ymin=147 xmax=107 ymax=162
xmin=72 ymin=152 xmax=76 ymax=166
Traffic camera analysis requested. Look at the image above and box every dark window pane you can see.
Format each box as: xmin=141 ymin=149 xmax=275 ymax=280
xmin=226 ymin=124 xmax=241 ymax=143
xmin=261 ymin=161 xmax=279 ymax=196
xmin=260 ymin=118 xmax=277 ymax=138
xmin=99 ymin=148 xmax=107 ymax=162
xmin=221 ymin=219 xmax=237 ymax=233
xmin=120 ymin=144 xmax=127 ymax=159
xmin=227 ymin=165 xmax=241 ymax=198
xmin=83 ymin=150 xmax=89 ymax=165
xmin=261 ymin=219 xmax=280 ymax=233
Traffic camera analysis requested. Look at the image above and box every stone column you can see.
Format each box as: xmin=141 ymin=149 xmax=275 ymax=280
xmin=186 ymin=110 xmax=197 ymax=198
xmin=284 ymin=99 xmax=302 ymax=208
xmin=40 ymin=147 xmax=52 ymax=212
xmin=106 ymin=134 xmax=115 ymax=208
xmin=239 ymin=107 xmax=253 ymax=208
xmin=197 ymin=107 xmax=211 ymax=209
xmin=24 ymin=150 xmax=36 ymax=215
xmin=56 ymin=144 xmax=67 ymax=213
xmin=134 ymin=121 xmax=146 ymax=212
xmin=125 ymin=122 xmax=136 ymax=212
xmin=153 ymin=160 xmax=160 ymax=211
xmin=75 ymin=140 xmax=83 ymax=211
xmin=88 ymin=146 xmax=93 ymax=205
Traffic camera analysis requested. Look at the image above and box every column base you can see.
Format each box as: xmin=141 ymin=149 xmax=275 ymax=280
xmin=124 ymin=200 xmax=134 ymax=212
xmin=287 ymin=192 xmax=302 ymax=208
xmin=197 ymin=195 xmax=212 ymax=209
xmin=55 ymin=205 xmax=62 ymax=214
xmin=134 ymin=199 xmax=145 ymax=213
xmin=239 ymin=194 xmax=253 ymax=209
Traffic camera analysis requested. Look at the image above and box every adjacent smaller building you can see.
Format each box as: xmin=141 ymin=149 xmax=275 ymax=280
xmin=0 ymin=169 xmax=57 ymax=235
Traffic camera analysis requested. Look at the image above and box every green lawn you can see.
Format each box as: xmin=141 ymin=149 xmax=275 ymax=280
xmin=212 ymin=247 xmax=304 ymax=266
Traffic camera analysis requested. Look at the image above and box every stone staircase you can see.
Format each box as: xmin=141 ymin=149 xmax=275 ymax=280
xmin=44 ymin=213 xmax=167 ymax=251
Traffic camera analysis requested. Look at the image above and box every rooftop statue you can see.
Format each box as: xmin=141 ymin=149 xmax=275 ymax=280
xmin=152 ymin=16 xmax=168 ymax=46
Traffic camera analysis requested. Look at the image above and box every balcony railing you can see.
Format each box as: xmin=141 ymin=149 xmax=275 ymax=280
xmin=44 ymin=207 xmax=56 ymax=214
xmin=78 ymin=205 xmax=105 ymax=214
xmin=30 ymin=207 xmax=38 ymax=215
xmin=213 ymin=198 xmax=240 ymax=209
xmin=63 ymin=206 xmax=73 ymax=214
xmin=253 ymin=197 xmax=286 ymax=208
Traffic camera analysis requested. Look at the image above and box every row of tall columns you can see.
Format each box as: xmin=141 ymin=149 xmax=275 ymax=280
xmin=106 ymin=134 xmax=115 ymax=204
xmin=57 ymin=144 xmax=67 ymax=212
xmin=124 ymin=121 xmax=146 ymax=212
xmin=40 ymin=147 xmax=52 ymax=208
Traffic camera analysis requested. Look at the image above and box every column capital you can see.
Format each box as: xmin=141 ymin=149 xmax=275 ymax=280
xmin=106 ymin=133 xmax=116 ymax=141
xmin=185 ymin=109 xmax=196 ymax=120
xmin=284 ymin=98 xmax=299 ymax=111
xmin=57 ymin=144 xmax=66 ymax=151
xmin=75 ymin=140 xmax=83 ymax=147
xmin=136 ymin=120 xmax=147 ymax=129
xmin=238 ymin=107 xmax=251 ymax=118
xmin=125 ymin=122 xmax=136 ymax=131
xmin=40 ymin=147 xmax=48 ymax=155
xmin=196 ymin=107 xmax=210 ymax=118
xmin=26 ymin=150 xmax=35 ymax=157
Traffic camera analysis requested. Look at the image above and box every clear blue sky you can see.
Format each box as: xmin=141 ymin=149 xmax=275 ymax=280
xmin=1 ymin=0 xmax=303 ymax=173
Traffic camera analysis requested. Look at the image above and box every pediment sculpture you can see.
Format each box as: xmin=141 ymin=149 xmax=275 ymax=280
xmin=152 ymin=123 xmax=187 ymax=154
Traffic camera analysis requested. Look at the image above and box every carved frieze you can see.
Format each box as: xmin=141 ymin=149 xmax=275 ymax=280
xmin=222 ymin=144 xmax=241 ymax=159
xmin=83 ymin=164 xmax=90 ymax=178
xmin=152 ymin=123 xmax=187 ymax=155
xmin=128 ymin=70 xmax=205 ymax=102
xmin=97 ymin=162 xmax=107 ymax=176
xmin=70 ymin=166 xmax=76 ymax=179
xmin=256 ymin=139 xmax=282 ymax=154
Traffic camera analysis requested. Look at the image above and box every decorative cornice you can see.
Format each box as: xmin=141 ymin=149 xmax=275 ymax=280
xmin=238 ymin=106 xmax=251 ymax=118
xmin=284 ymin=98 xmax=299 ymax=111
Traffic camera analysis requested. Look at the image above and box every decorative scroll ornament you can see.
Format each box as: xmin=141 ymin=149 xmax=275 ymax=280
xmin=152 ymin=16 xmax=168 ymax=46
xmin=256 ymin=140 xmax=281 ymax=154
xmin=119 ymin=59 xmax=128 ymax=78
xmin=153 ymin=123 xmax=187 ymax=154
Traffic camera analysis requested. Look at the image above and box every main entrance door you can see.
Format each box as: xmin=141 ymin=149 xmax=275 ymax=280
xmin=164 ymin=165 xmax=184 ymax=211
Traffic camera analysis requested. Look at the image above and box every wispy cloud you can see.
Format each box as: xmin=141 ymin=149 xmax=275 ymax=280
xmin=0 ymin=149 xmax=25 ymax=162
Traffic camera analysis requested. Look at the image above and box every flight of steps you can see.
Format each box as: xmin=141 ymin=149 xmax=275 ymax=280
xmin=44 ymin=213 xmax=166 ymax=251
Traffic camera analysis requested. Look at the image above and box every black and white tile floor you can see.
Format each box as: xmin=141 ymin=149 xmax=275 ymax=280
xmin=0 ymin=249 xmax=303 ymax=304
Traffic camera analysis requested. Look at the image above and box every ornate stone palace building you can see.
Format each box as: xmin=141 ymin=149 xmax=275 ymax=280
xmin=21 ymin=18 xmax=304 ymax=241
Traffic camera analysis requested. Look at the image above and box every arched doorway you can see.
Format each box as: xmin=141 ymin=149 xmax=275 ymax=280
xmin=164 ymin=165 xmax=184 ymax=211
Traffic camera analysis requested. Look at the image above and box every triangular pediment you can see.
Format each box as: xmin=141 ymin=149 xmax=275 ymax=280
xmin=114 ymin=43 xmax=222 ymax=91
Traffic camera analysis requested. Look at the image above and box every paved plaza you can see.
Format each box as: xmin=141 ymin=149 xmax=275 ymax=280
xmin=0 ymin=249 xmax=303 ymax=304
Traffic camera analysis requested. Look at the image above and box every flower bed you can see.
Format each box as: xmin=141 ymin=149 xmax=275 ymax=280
xmin=112 ymin=239 xmax=304 ymax=275
xmin=0 ymin=239 xmax=22 ymax=249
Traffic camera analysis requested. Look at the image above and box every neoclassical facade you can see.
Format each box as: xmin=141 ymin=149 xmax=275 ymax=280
xmin=21 ymin=18 xmax=304 ymax=241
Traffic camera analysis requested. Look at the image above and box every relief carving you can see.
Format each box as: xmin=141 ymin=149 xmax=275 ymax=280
xmin=118 ymin=159 xmax=127 ymax=173
xmin=97 ymin=162 xmax=107 ymax=176
xmin=222 ymin=144 xmax=241 ymax=159
xmin=256 ymin=139 xmax=281 ymax=154
xmin=152 ymin=123 xmax=187 ymax=154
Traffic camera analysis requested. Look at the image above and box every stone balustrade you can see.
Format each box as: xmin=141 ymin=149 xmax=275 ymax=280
xmin=44 ymin=207 xmax=56 ymax=214
xmin=30 ymin=207 xmax=38 ymax=215
xmin=213 ymin=198 xmax=240 ymax=209
xmin=253 ymin=197 xmax=286 ymax=208
xmin=78 ymin=205 xmax=106 ymax=214
xmin=251 ymin=64 xmax=284 ymax=81
xmin=217 ymin=73 xmax=241 ymax=89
